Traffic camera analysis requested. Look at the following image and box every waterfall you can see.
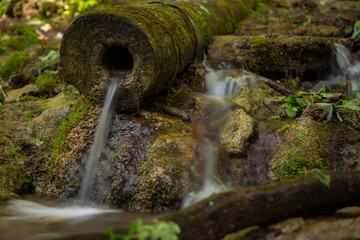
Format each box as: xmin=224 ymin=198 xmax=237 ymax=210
xmin=312 ymin=44 xmax=360 ymax=92
xmin=182 ymin=69 xmax=249 ymax=208
xmin=78 ymin=80 xmax=118 ymax=203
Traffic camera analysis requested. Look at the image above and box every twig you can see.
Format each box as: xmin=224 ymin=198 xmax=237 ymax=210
xmin=258 ymin=76 xmax=295 ymax=96
xmin=346 ymin=69 xmax=352 ymax=96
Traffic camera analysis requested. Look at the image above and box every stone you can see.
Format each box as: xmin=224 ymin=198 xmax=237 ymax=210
xmin=220 ymin=109 xmax=255 ymax=157
xmin=6 ymin=73 xmax=28 ymax=89
xmin=4 ymin=84 xmax=38 ymax=103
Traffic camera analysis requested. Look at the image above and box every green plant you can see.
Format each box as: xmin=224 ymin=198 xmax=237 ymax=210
xmin=351 ymin=19 xmax=360 ymax=39
xmin=22 ymin=110 xmax=42 ymax=121
xmin=104 ymin=218 xmax=181 ymax=240
xmin=0 ymin=50 xmax=29 ymax=80
xmin=309 ymin=168 xmax=331 ymax=189
xmin=0 ymin=89 xmax=5 ymax=107
xmin=48 ymin=98 xmax=92 ymax=172
xmin=210 ymin=173 xmax=228 ymax=192
xmin=274 ymin=153 xmax=326 ymax=179
xmin=0 ymin=0 xmax=11 ymax=18
xmin=35 ymin=73 xmax=59 ymax=92
xmin=9 ymin=146 xmax=21 ymax=155
xmin=6 ymin=35 xmax=36 ymax=50
xmin=278 ymin=86 xmax=347 ymax=122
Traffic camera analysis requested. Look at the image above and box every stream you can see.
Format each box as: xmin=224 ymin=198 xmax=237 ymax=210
xmin=1 ymin=42 xmax=359 ymax=239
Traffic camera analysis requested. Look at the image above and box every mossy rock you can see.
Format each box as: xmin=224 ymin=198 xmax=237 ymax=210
xmin=220 ymin=109 xmax=255 ymax=157
xmin=0 ymin=91 xmax=80 ymax=195
xmin=269 ymin=117 xmax=327 ymax=180
xmin=207 ymin=34 xmax=347 ymax=81
xmin=133 ymin=132 xmax=197 ymax=212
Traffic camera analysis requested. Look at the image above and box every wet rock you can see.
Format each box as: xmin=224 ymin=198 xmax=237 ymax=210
xmin=50 ymin=108 xmax=196 ymax=212
xmin=0 ymin=91 xmax=79 ymax=196
xmin=4 ymin=84 xmax=38 ymax=103
xmin=268 ymin=116 xmax=360 ymax=181
xmin=0 ymin=189 xmax=19 ymax=201
xmin=300 ymin=104 xmax=326 ymax=120
xmin=269 ymin=117 xmax=326 ymax=180
xmin=274 ymin=216 xmax=360 ymax=240
xmin=133 ymin=132 xmax=197 ymax=212
xmin=269 ymin=218 xmax=305 ymax=234
xmin=6 ymin=73 xmax=28 ymax=89
xmin=232 ymin=74 xmax=276 ymax=114
xmin=220 ymin=109 xmax=255 ymax=157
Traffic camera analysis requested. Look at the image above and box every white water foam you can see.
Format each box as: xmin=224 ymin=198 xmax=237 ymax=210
xmin=313 ymin=44 xmax=360 ymax=92
xmin=3 ymin=199 xmax=118 ymax=223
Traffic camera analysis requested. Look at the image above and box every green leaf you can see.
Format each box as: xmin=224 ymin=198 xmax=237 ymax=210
xmin=297 ymin=134 xmax=304 ymax=141
xmin=351 ymin=20 xmax=360 ymax=39
xmin=316 ymin=103 xmax=333 ymax=122
xmin=37 ymin=62 xmax=48 ymax=71
xmin=151 ymin=221 xmax=181 ymax=240
xmin=103 ymin=229 xmax=117 ymax=240
xmin=295 ymin=91 xmax=309 ymax=96
xmin=310 ymin=169 xmax=331 ymax=189
xmin=35 ymin=186 xmax=42 ymax=194
xmin=296 ymin=98 xmax=311 ymax=107
xmin=284 ymin=96 xmax=297 ymax=104
xmin=26 ymin=34 xmax=37 ymax=43
xmin=278 ymin=96 xmax=286 ymax=101
xmin=22 ymin=177 xmax=31 ymax=183
xmin=319 ymin=93 xmax=333 ymax=98
xmin=0 ymin=89 xmax=5 ymax=107
xmin=35 ymin=140 xmax=44 ymax=147
xmin=286 ymin=106 xmax=298 ymax=118
xmin=129 ymin=218 xmax=143 ymax=235
xmin=0 ymin=131 xmax=6 ymax=136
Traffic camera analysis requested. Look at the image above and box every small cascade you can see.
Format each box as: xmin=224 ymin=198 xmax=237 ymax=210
xmin=314 ymin=44 xmax=360 ymax=92
xmin=182 ymin=69 xmax=251 ymax=208
xmin=334 ymin=43 xmax=360 ymax=91
xmin=79 ymin=80 xmax=118 ymax=203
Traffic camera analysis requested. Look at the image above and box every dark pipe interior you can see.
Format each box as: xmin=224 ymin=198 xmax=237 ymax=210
xmin=101 ymin=46 xmax=134 ymax=77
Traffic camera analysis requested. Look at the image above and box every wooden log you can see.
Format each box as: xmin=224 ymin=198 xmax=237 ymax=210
xmin=57 ymin=171 xmax=360 ymax=240
xmin=60 ymin=0 xmax=259 ymax=112
xmin=166 ymin=171 xmax=360 ymax=240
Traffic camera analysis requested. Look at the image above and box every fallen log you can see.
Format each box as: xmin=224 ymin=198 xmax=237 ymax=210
xmin=58 ymin=171 xmax=360 ymax=240
xmin=167 ymin=171 xmax=360 ymax=240
xmin=60 ymin=0 xmax=259 ymax=112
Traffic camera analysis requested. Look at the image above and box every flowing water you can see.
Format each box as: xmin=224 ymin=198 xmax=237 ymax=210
xmin=182 ymin=69 xmax=253 ymax=208
xmin=0 ymin=81 xmax=120 ymax=240
xmin=79 ymin=80 xmax=118 ymax=203
xmin=312 ymin=43 xmax=360 ymax=92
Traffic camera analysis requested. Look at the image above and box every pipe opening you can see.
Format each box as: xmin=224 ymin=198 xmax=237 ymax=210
xmin=101 ymin=46 xmax=134 ymax=77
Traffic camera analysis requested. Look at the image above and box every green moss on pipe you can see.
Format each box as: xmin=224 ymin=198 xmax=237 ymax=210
xmin=60 ymin=0 xmax=259 ymax=112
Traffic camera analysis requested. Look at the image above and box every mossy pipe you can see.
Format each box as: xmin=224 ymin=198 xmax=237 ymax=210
xmin=60 ymin=0 xmax=259 ymax=112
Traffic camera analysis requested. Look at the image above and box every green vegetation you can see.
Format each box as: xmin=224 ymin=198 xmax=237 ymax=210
xmin=48 ymin=98 xmax=92 ymax=172
xmin=0 ymin=0 xmax=11 ymax=18
xmin=35 ymin=73 xmax=59 ymax=92
xmin=351 ymin=19 xmax=360 ymax=39
xmin=9 ymin=146 xmax=21 ymax=156
xmin=22 ymin=111 xmax=38 ymax=121
xmin=104 ymin=218 xmax=181 ymax=240
xmin=273 ymin=153 xmax=326 ymax=179
xmin=278 ymin=87 xmax=360 ymax=124
xmin=19 ymin=95 xmax=42 ymax=102
xmin=0 ymin=90 xmax=5 ymax=107
xmin=0 ymin=50 xmax=29 ymax=80
xmin=310 ymin=168 xmax=331 ymax=189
